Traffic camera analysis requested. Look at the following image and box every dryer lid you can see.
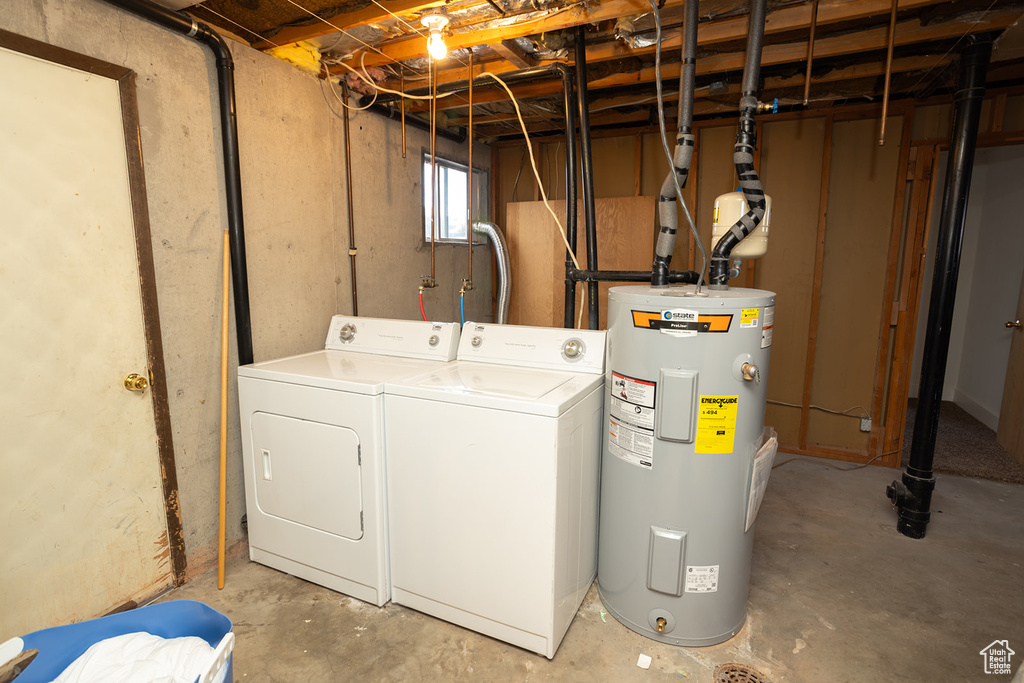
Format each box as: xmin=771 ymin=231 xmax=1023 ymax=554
xmin=385 ymin=361 xmax=604 ymax=416
xmin=239 ymin=350 xmax=443 ymax=395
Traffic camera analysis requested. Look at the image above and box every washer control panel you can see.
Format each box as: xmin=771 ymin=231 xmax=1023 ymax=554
xmin=325 ymin=316 xmax=459 ymax=360
xmin=457 ymin=323 xmax=606 ymax=374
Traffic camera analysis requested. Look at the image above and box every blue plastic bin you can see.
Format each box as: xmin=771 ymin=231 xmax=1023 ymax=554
xmin=5 ymin=600 xmax=233 ymax=683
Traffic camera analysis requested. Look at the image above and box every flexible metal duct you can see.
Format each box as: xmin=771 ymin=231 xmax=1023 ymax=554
xmin=473 ymin=222 xmax=511 ymax=324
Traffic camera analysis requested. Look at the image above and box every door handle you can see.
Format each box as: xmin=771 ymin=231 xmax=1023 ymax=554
xmin=124 ymin=373 xmax=149 ymax=392
xmin=1007 ymin=320 xmax=1022 ymax=330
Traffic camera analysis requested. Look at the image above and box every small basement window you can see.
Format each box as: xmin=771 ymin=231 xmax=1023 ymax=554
xmin=423 ymin=153 xmax=488 ymax=243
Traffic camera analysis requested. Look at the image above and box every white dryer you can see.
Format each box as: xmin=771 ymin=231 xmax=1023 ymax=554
xmin=237 ymin=316 xmax=459 ymax=606
xmin=384 ymin=323 xmax=607 ymax=658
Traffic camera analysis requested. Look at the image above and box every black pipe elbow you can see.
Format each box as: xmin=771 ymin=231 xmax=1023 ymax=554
xmin=652 ymin=257 xmax=670 ymax=287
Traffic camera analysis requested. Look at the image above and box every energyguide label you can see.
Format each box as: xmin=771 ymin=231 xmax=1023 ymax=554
xmin=696 ymin=395 xmax=739 ymax=454
xmin=608 ymin=371 xmax=657 ymax=469
xmin=740 ymin=307 xmax=760 ymax=328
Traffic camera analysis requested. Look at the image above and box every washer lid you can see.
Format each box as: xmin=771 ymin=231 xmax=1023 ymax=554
xmin=385 ymin=361 xmax=604 ymax=416
xmin=238 ymin=349 xmax=444 ymax=395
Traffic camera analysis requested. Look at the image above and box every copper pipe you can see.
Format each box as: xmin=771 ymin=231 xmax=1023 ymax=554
xmin=467 ymin=51 xmax=474 ymax=286
xmin=803 ymin=0 xmax=819 ymax=105
xmin=430 ymin=58 xmax=437 ymax=283
xmin=879 ymin=0 xmax=899 ymax=145
xmin=342 ymin=82 xmax=359 ymax=315
xmin=399 ymin=67 xmax=407 ymax=160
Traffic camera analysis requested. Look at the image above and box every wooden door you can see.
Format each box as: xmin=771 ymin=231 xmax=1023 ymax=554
xmin=997 ymin=270 xmax=1024 ymax=463
xmin=0 ymin=32 xmax=184 ymax=638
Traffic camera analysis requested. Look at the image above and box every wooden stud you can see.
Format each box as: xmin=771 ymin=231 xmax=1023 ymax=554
xmin=869 ymin=111 xmax=915 ymax=465
xmin=991 ymin=92 xmax=1007 ymax=133
xmin=634 ymin=134 xmax=643 ymax=197
xmin=799 ymin=112 xmax=834 ymax=450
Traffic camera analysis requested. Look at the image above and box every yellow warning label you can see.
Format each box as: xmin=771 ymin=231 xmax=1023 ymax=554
xmin=740 ymin=307 xmax=760 ymax=328
xmin=696 ymin=395 xmax=739 ymax=454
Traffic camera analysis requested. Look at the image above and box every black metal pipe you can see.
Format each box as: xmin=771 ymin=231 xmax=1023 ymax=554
xmin=886 ymin=38 xmax=991 ymax=539
xmin=104 ymin=0 xmax=254 ymax=365
xmin=366 ymin=103 xmax=467 ymax=143
xmin=574 ymin=27 xmax=599 ymax=330
xmin=570 ymin=269 xmax=700 ymax=284
xmin=709 ymin=0 xmax=767 ymax=289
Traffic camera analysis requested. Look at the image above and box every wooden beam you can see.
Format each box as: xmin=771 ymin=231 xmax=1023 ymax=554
xmin=490 ymin=40 xmax=537 ymax=69
xmin=410 ymin=9 xmax=1017 ymax=114
xmin=251 ymin=1 xmax=444 ymax=51
xmin=351 ymin=0 xmax=951 ymax=71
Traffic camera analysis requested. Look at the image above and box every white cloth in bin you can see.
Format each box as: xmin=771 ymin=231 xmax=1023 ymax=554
xmin=50 ymin=631 xmax=214 ymax=683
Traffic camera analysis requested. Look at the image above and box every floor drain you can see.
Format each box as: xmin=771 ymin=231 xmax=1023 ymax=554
xmin=714 ymin=662 xmax=771 ymax=683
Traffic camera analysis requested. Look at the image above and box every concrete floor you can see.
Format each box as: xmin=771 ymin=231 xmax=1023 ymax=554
xmin=164 ymin=456 xmax=1024 ymax=682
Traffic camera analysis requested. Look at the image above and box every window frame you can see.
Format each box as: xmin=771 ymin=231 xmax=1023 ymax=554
xmin=422 ymin=151 xmax=489 ymax=245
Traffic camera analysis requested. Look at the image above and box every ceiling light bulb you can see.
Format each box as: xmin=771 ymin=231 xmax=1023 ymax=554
xmin=427 ymin=29 xmax=447 ymax=60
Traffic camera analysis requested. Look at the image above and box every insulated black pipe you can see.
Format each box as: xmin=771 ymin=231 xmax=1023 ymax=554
xmin=104 ymin=0 xmax=254 ymax=365
xmin=709 ymin=0 xmax=768 ymax=289
xmin=886 ymin=38 xmax=991 ymax=539
xmin=652 ymin=0 xmax=698 ymax=287
xmin=366 ymin=103 xmax=467 ymax=143
xmin=571 ymin=269 xmax=700 ymax=284
xmin=574 ymin=27 xmax=600 ymax=330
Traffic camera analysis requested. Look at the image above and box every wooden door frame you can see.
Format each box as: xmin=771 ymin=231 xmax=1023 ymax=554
xmin=0 ymin=29 xmax=187 ymax=586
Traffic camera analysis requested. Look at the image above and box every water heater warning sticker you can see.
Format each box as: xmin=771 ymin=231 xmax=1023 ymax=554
xmin=696 ymin=395 xmax=739 ymax=454
xmin=685 ymin=565 xmax=720 ymax=593
xmin=609 ymin=372 xmax=657 ymax=469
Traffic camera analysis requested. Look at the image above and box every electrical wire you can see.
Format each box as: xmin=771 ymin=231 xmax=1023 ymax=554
xmin=904 ymin=0 xmax=1001 ymax=96
xmin=772 ymin=448 xmax=900 ymax=471
xmin=323 ymin=62 xmax=379 ymax=111
xmin=196 ymin=3 xmax=283 ymax=48
xmin=510 ymin=145 xmax=527 ymax=199
xmin=328 ymin=57 xmax=456 ymax=100
xmin=767 ymin=399 xmax=871 ymax=419
xmin=649 ymin=0 xmax=707 ymax=285
xmin=474 ymin=70 xmax=587 ymax=328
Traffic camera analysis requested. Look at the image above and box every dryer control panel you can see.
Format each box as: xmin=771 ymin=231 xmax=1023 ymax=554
xmin=457 ymin=323 xmax=606 ymax=374
xmin=325 ymin=316 xmax=459 ymax=361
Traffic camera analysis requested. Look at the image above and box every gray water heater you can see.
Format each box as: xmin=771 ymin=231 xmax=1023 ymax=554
xmin=598 ymin=285 xmax=775 ymax=646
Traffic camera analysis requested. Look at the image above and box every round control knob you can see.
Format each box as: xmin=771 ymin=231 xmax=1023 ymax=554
xmin=339 ymin=323 xmax=356 ymax=342
xmin=428 ymin=334 xmax=440 ymax=347
xmin=562 ymin=339 xmax=584 ymax=359
xmin=471 ymin=336 xmax=483 ymax=348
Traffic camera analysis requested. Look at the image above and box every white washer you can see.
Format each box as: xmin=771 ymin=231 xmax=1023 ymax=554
xmin=384 ymin=323 xmax=607 ymax=658
xmin=237 ymin=316 xmax=459 ymax=606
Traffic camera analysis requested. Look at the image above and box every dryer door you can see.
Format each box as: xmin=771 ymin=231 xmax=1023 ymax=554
xmin=250 ymin=413 xmax=363 ymax=540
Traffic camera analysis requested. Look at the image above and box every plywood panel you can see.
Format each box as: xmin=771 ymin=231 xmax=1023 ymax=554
xmin=1003 ymin=95 xmax=1024 ymax=132
xmin=506 ymin=200 xmax=566 ymax=327
xmin=808 ymin=116 xmax=904 ymax=450
xmin=507 ymin=197 xmax=657 ymax=329
xmin=911 ymin=104 xmax=952 ymax=140
xmin=756 ymin=117 xmax=827 ymax=447
xmin=591 ymin=136 xmax=640 ymax=198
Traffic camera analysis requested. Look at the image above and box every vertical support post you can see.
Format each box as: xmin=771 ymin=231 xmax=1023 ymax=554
xmin=886 ymin=38 xmax=991 ymax=539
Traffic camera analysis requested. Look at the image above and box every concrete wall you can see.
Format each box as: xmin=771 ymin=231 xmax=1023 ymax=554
xmin=2 ymin=0 xmax=489 ymax=578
